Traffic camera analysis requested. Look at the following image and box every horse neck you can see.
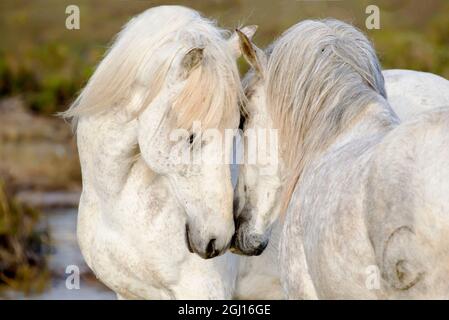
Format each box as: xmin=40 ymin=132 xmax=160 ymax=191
xmin=278 ymin=92 xmax=399 ymax=216
xmin=77 ymin=112 xmax=143 ymax=200
xmin=290 ymin=92 xmax=397 ymax=172
xmin=327 ymin=98 xmax=400 ymax=152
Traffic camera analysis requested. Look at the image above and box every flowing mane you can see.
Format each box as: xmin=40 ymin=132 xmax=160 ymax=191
xmin=266 ymin=19 xmax=395 ymax=214
xmin=62 ymin=6 xmax=242 ymax=130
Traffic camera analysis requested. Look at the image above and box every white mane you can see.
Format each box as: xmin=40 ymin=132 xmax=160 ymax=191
xmin=266 ymin=19 xmax=396 ymax=213
xmin=63 ymin=6 xmax=242 ymax=130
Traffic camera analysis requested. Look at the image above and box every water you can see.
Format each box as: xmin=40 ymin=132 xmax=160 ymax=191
xmin=6 ymin=208 xmax=116 ymax=300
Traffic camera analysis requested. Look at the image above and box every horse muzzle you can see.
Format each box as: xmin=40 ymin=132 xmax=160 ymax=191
xmin=185 ymin=223 xmax=229 ymax=259
xmin=229 ymin=216 xmax=268 ymax=256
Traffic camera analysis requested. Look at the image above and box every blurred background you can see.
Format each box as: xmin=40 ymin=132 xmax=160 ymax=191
xmin=0 ymin=0 xmax=448 ymax=299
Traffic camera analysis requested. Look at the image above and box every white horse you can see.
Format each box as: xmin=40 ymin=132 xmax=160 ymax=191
xmin=232 ymin=68 xmax=449 ymax=299
xmin=63 ymin=5 xmax=268 ymax=299
xmin=232 ymin=20 xmax=449 ymax=299
xmin=232 ymin=34 xmax=449 ymax=258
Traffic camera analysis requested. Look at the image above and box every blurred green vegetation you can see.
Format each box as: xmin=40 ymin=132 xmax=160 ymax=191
xmin=0 ymin=179 xmax=50 ymax=296
xmin=0 ymin=0 xmax=448 ymax=115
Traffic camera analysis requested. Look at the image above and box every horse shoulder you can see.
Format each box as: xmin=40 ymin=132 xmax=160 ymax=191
xmin=283 ymin=142 xmax=381 ymax=298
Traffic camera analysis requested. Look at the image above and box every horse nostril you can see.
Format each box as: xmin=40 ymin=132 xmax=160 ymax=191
xmin=253 ymin=240 xmax=268 ymax=256
xmin=205 ymin=238 xmax=217 ymax=258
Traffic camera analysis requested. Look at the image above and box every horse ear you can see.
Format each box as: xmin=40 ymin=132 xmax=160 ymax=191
xmin=236 ymin=28 xmax=266 ymax=76
xmin=180 ymin=47 xmax=204 ymax=79
xmin=228 ymin=25 xmax=258 ymax=58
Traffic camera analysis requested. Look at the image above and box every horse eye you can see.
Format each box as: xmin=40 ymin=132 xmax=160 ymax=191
xmin=189 ymin=134 xmax=195 ymax=144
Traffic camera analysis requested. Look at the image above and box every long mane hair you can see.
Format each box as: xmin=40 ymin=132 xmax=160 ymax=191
xmin=266 ymin=19 xmax=394 ymax=214
xmin=62 ymin=6 xmax=242 ymax=130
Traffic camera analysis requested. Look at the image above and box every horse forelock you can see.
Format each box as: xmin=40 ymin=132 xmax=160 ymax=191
xmin=266 ymin=19 xmax=388 ymax=216
xmin=171 ymin=31 xmax=242 ymax=131
xmin=61 ymin=5 xmax=242 ymax=132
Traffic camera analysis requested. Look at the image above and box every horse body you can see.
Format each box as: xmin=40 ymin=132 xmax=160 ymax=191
xmin=234 ymin=68 xmax=449 ymax=300
xmin=233 ymin=19 xmax=449 ymax=299
xmin=283 ymin=106 xmax=449 ymax=299
xmin=76 ymin=112 xmax=239 ymax=299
